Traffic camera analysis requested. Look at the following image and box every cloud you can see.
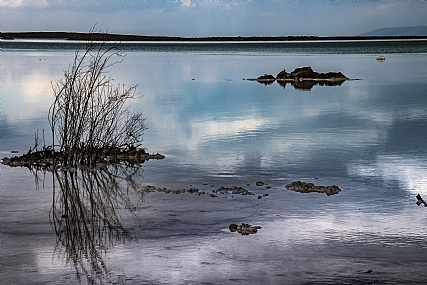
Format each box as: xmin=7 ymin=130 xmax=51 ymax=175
xmin=180 ymin=0 xmax=195 ymax=8
xmin=0 ymin=0 xmax=23 ymax=8
xmin=2 ymin=1 xmax=427 ymax=36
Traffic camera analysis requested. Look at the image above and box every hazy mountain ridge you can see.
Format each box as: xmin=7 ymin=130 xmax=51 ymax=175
xmin=361 ymin=26 xmax=427 ymax=36
xmin=1 ymin=31 xmax=426 ymax=42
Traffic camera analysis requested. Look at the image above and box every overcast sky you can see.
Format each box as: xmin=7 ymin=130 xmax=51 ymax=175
xmin=2 ymin=0 xmax=427 ymax=37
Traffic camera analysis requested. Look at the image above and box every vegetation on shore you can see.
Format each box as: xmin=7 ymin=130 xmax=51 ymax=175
xmin=2 ymin=31 xmax=427 ymax=42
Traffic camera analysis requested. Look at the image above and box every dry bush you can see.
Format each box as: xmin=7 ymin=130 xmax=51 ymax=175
xmin=49 ymin=32 xmax=146 ymax=166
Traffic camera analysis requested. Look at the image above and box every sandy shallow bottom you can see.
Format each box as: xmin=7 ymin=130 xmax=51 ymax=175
xmin=2 ymin=160 xmax=427 ymax=285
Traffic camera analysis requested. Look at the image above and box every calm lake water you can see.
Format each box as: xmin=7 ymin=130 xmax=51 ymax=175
xmin=2 ymin=40 xmax=427 ymax=284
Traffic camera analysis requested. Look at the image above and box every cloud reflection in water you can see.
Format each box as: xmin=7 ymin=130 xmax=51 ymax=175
xmin=348 ymin=155 xmax=427 ymax=196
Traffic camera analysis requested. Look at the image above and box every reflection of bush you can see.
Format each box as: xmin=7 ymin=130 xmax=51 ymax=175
xmin=49 ymin=164 xmax=143 ymax=284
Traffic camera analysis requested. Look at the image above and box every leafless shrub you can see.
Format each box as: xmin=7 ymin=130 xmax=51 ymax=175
xmin=49 ymin=30 xmax=146 ymax=166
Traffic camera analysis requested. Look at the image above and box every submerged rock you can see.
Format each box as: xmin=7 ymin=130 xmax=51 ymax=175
xmin=285 ymin=181 xmax=341 ymax=196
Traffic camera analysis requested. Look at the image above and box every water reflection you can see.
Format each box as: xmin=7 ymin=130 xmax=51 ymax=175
xmin=48 ymin=165 xmax=143 ymax=284
xmin=348 ymin=155 xmax=427 ymax=196
xmin=277 ymin=79 xmax=347 ymax=91
xmin=251 ymin=78 xmax=347 ymax=90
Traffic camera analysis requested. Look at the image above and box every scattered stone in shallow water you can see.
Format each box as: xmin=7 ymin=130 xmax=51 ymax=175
xmin=229 ymin=223 xmax=262 ymax=235
xmin=187 ymin=188 xmax=199 ymax=194
xmin=257 ymin=195 xmax=262 ymax=199
xmin=140 ymin=185 xmax=259 ymax=198
xmin=266 ymin=186 xmax=271 ymax=189
xmin=256 ymin=181 xmax=264 ymax=186
xmin=213 ymin=186 xmax=253 ymax=196
xmin=285 ymin=181 xmax=341 ymax=196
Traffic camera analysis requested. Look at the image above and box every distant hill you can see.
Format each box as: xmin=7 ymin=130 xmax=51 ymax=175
xmin=361 ymin=26 xmax=427 ymax=36
xmin=1 ymin=31 xmax=427 ymax=41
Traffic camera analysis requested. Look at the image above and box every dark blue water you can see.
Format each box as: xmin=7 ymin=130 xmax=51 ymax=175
xmin=3 ymin=38 xmax=427 ymax=54
xmin=2 ymin=41 xmax=427 ymax=284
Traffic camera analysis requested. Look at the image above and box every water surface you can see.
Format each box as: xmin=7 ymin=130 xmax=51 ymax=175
xmin=2 ymin=40 xmax=427 ymax=284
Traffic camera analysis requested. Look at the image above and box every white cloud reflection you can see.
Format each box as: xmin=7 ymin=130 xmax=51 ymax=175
xmin=191 ymin=117 xmax=269 ymax=143
xmin=348 ymin=155 xmax=427 ymax=196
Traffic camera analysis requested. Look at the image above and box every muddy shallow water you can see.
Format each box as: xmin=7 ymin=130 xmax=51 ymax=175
xmin=2 ymin=41 xmax=427 ymax=284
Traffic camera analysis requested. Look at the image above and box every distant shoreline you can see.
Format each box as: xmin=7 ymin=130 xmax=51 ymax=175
xmin=2 ymin=31 xmax=427 ymax=42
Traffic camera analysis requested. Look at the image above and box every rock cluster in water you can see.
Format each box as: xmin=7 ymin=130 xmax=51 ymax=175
xmin=1 ymin=147 xmax=165 ymax=170
xmin=229 ymin=223 xmax=262 ymax=235
xmin=285 ymin=181 xmax=341 ymax=196
xmin=247 ymin=66 xmax=350 ymax=90
xmin=140 ymin=185 xmax=257 ymax=198
xmin=275 ymin=66 xmax=348 ymax=81
xmin=253 ymin=66 xmax=348 ymax=82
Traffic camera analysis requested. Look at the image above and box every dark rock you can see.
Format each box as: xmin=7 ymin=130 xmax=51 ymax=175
xmin=187 ymin=188 xmax=199 ymax=194
xmin=257 ymin=74 xmax=275 ymax=80
xmin=213 ymin=186 xmax=252 ymax=195
xmin=229 ymin=224 xmax=238 ymax=232
xmin=256 ymin=74 xmax=275 ymax=85
xmin=285 ymin=181 xmax=341 ymax=196
xmin=276 ymin=69 xmax=289 ymax=79
xmin=290 ymin=66 xmax=317 ymax=79
xmin=256 ymin=181 xmax=264 ymax=186
xmin=229 ymin=223 xmax=262 ymax=235
xmin=251 ymin=66 xmax=350 ymax=90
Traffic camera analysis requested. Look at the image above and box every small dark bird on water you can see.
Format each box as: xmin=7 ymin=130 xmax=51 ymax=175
xmin=416 ymin=194 xmax=427 ymax=207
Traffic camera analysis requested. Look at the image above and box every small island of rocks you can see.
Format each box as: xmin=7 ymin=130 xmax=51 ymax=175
xmin=247 ymin=66 xmax=351 ymax=90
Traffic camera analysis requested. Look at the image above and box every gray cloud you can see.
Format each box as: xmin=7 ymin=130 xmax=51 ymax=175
xmin=2 ymin=1 xmax=427 ymax=36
